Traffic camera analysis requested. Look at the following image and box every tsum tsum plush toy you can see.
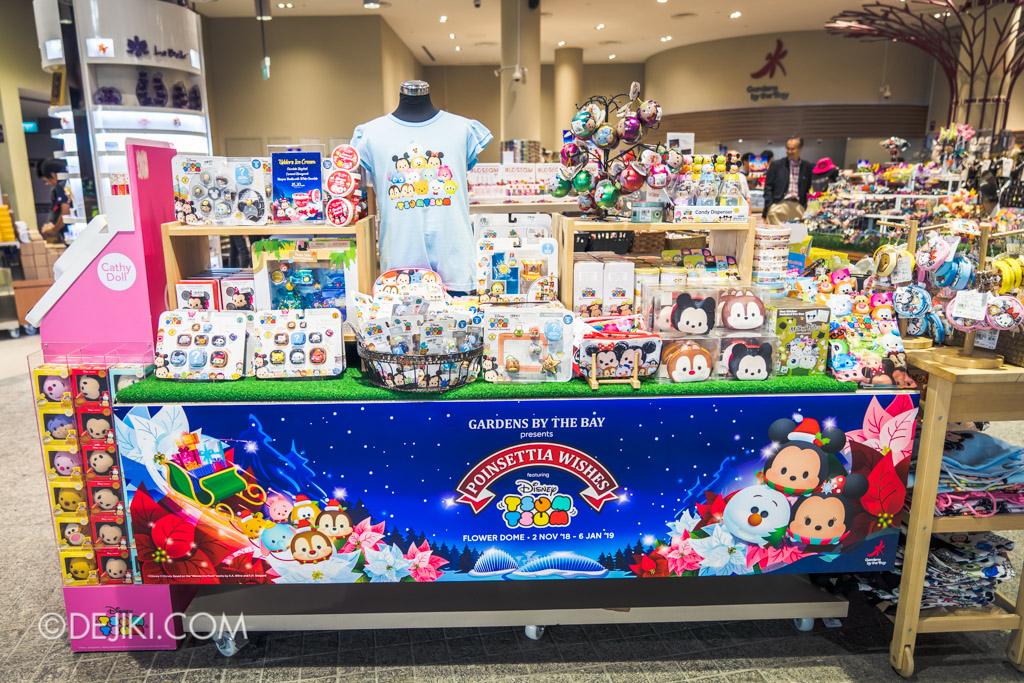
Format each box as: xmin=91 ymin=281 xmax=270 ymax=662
xmin=67 ymin=556 xmax=96 ymax=581
xmin=180 ymin=290 xmax=210 ymax=310
xmin=52 ymin=451 xmax=82 ymax=477
xmin=664 ymin=341 xmax=713 ymax=383
xmin=760 ymin=416 xmax=850 ymax=496
xmin=62 ymin=523 xmax=87 ymax=546
xmin=57 ymin=487 xmax=85 ymax=512
xmin=40 ymin=375 xmax=71 ymax=403
xmin=670 ymin=292 xmax=716 ymax=335
xmin=719 ymin=290 xmax=766 ymax=331
xmin=46 ymin=414 xmax=75 ymax=440
xmin=103 ymin=557 xmax=130 ymax=582
xmin=722 ymin=485 xmax=792 ymax=546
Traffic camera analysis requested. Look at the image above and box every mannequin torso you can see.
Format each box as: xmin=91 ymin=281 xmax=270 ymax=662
xmin=392 ymin=80 xmax=439 ymax=122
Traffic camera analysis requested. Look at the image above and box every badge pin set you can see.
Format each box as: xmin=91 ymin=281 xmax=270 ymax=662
xmin=173 ymin=156 xmax=269 ymax=226
xmin=253 ymin=309 xmax=345 ymax=379
xmin=32 ymin=365 xmax=138 ymax=586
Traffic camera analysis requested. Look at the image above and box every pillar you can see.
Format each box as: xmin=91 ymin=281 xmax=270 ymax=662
xmin=553 ymin=47 xmax=583 ymax=149
xmin=500 ymin=0 xmax=541 ymax=159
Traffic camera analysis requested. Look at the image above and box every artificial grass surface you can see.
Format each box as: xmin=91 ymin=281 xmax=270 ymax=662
xmin=115 ymin=368 xmax=857 ymax=404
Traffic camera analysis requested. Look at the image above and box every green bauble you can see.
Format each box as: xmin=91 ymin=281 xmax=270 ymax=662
xmin=594 ymin=179 xmax=620 ymax=208
xmin=546 ymin=175 xmax=571 ymax=198
xmin=572 ymin=170 xmax=594 ymax=194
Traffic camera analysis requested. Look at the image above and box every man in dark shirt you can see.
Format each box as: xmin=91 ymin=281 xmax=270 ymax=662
xmin=37 ymin=158 xmax=70 ymax=243
xmin=762 ymin=137 xmax=812 ymax=224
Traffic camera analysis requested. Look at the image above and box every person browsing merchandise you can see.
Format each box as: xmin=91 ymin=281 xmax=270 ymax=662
xmin=762 ymin=137 xmax=812 ymax=224
xmin=37 ymin=158 xmax=71 ymax=243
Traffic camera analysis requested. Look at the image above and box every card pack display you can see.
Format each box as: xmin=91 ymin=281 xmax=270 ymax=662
xmin=660 ymin=337 xmax=720 ymax=383
xmin=574 ymin=260 xmax=604 ymax=318
xmin=172 ymin=155 xmax=268 ymax=226
xmin=482 ymin=307 xmax=574 ymax=383
xmin=252 ymin=238 xmax=356 ymax=317
xmin=829 ymin=313 xmax=916 ymax=387
xmin=476 ymin=238 xmax=559 ymax=304
xmin=253 ymin=309 xmax=345 ymax=379
xmin=603 ymin=260 xmax=635 ymax=316
xmin=576 ymin=334 xmax=662 ymax=381
xmin=154 ymin=310 xmax=250 ymax=381
xmin=768 ymin=303 xmax=831 ymax=376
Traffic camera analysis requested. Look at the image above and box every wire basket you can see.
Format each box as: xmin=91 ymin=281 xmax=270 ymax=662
xmin=357 ymin=344 xmax=483 ymax=392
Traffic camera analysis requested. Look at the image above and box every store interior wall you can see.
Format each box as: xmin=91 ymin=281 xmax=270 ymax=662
xmin=380 ymin=19 xmax=424 ymax=116
xmin=202 ymin=15 xmax=388 ymax=154
xmin=0 ymin=0 xmax=53 ymax=231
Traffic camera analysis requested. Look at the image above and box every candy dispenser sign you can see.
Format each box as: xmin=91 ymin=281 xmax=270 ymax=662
xmin=115 ymin=393 xmax=916 ymax=584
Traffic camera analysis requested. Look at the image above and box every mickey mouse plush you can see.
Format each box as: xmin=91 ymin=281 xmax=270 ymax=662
xmin=670 ymin=293 xmax=716 ymax=335
xmin=180 ymin=290 xmax=210 ymax=310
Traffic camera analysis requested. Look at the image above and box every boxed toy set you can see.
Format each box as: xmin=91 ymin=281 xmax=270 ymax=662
xmin=172 ymin=155 xmax=269 ymax=226
xmin=768 ymin=303 xmax=831 ymax=376
xmin=576 ymin=332 xmax=662 ymax=381
xmin=476 ymin=237 xmax=559 ymax=304
xmin=482 ymin=307 xmax=575 ymax=383
xmin=252 ymin=309 xmax=345 ymax=379
xmin=252 ymin=238 xmax=357 ymax=317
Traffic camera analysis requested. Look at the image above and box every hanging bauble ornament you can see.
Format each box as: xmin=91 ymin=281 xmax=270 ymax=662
xmin=581 ymin=102 xmax=606 ymax=126
xmin=572 ymin=169 xmax=595 ymax=194
xmin=663 ymin=148 xmax=684 ymax=172
xmin=571 ymin=110 xmax=599 ymax=140
xmin=646 ymin=163 xmax=671 ymax=190
xmin=547 ymin=174 xmax=572 ymax=198
xmin=617 ymin=164 xmax=646 ymax=193
xmin=638 ymin=100 xmax=662 ymax=127
xmin=629 ymin=81 xmax=642 ymax=101
xmin=560 ymin=142 xmax=585 ymax=167
xmin=577 ymin=192 xmax=597 ymax=213
xmin=594 ymin=179 xmax=620 ymax=209
xmin=608 ymin=159 xmax=627 ymax=179
xmin=592 ymin=124 xmax=619 ymax=150
xmin=639 ymin=148 xmax=661 ymax=168
xmin=616 ymin=115 xmax=643 ymax=144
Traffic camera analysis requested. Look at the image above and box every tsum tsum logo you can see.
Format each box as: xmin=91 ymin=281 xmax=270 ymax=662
xmin=581 ymin=287 xmax=597 ymax=297
xmin=95 ymin=611 xmax=146 ymax=638
xmin=497 ymin=480 xmax=577 ymax=529
xmin=611 ymin=287 xmax=627 ymax=298
xmin=489 ymin=316 xmax=510 ymax=329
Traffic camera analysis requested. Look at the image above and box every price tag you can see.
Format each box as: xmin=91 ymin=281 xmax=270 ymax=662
xmin=975 ymin=328 xmax=1000 ymax=349
xmin=891 ymin=254 xmax=914 ymax=284
xmin=951 ymin=290 xmax=989 ymax=320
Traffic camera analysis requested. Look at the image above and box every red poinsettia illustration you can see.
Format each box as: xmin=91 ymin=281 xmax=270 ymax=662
xmin=131 ymin=484 xmax=252 ymax=584
xmin=846 ymin=439 xmax=910 ymax=543
xmin=694 ymin=491 xmax=728 ymax=530
xmin=216 ymin=553 xmax=278 ymax=584
xmin=404 ymin=540 xmax=448 ymax=582
xmin=629 ymin=552 xmax=670 ymax=578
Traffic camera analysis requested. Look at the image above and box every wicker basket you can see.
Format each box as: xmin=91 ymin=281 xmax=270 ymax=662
xmin=357 ymin=344 xmax=482 ymax=392
xmin=664 ymin=232 xmax=708 ymax=251
xmin=629 ymin=231 xmax=667 ymax=254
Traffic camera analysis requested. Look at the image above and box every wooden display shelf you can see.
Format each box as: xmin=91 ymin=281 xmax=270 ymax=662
xmin=470 ymin=201 xmax=578 ymax=214
xmin=554 ymin=214 xmax=756 ymax=311
xmin=889 ymin=348 xmax=1024 ymax=677
xmin=161 ymin=219 xmax=378 ymax=343
xmin=932 ymin=514 xmax=1024 ymax=533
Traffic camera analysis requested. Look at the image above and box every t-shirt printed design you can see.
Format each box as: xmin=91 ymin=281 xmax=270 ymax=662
xmin=387 ymin=143 xmax=459 ymax=210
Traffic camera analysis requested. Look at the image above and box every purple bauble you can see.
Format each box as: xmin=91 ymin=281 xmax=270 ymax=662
xmin=560 ymin=142 xmax=585 ymax=168
xmin=646 ymin=163 xmax=671 ymax=190
xmin=616 ymin=115 xmax=643 ymax=144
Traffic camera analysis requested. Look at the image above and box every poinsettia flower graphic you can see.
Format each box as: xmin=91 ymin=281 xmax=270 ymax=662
xmin=689 ymin=524 xmax=751 ymax=576
xmin=845 ymin=394 xmax=918 ymax=464
xmin=657 ymin=533 xmax=702 ymax=575
xmin=629 ymin=552 xmax=670 ymax=578
xmin=339 ymin=517 xmax=385 ymax=554
xmin=363 ymin=544 xmax=413 ymax=583
xmin=746 ymin=543 xmax=807 ymax=571
xmin=404 ymin=540 xmax=448 ymax=582
xmin=127 ymin=36 xmax=149 ymax=58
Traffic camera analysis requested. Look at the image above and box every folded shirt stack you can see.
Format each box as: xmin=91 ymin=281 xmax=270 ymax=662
xmin=907 ymin=429 xmax=1024 ymax=499
xmin=857 ymin=532 xmax=1015 ymax=610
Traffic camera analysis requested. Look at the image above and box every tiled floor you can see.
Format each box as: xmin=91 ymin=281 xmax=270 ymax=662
xmin=5 ymin=334 xmax=1024 ymax=682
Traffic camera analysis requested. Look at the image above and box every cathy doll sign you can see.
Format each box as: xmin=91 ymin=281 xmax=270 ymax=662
xmin=114 ymin=392 xmax=915 ymax=584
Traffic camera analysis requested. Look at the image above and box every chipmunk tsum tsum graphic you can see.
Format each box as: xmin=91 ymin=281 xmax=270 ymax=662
xmin=719 ymin=290 xmax=766 ymax=330
xmin=392 ymin=143 xmax=457 ymax=209
xmin=290 ymin=520 xmax=334 ymax=564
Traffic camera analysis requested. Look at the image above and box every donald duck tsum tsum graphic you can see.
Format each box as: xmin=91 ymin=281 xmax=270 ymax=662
xmin=388 ymin=142 xmax=459 ymax=209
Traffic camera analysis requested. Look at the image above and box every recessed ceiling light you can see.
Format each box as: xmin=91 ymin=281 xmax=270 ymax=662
xmin=285 ymin=2 xmax=292 ymax=6
xmin=557 ymin=40 xmax=566 ymax=46
xmin=729 ymin=11 xmax=741 ymax=18
xmin=660 ymin=35 xmax=672 ymax=42
xmin=596 ymin=23 xmax=605 ymax=29
xmin=277 ymin=3 xmax=283 ymax=7
xmin=449 ymin=33 xmax=456 ymax=39
xmin=455 ymin=45 xmax=461 ymax=51
xmin=363 ymin=0 xmax=381 ymax=7
xmin=608 ymin=54 xmax=616 ymax=60
xmin=657 ymin=0 xmax=668 ymax=3
xmin=439 ymin=15 xmax=447 ymax=22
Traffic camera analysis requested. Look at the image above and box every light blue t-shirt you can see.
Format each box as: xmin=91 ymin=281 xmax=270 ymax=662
xmin=352 ymin=112 xmax=492 ymax=291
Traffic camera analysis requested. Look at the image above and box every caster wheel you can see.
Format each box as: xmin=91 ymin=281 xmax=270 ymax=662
xmin=23 ymin=324 xmax=37 ymax=335
xmin=794 ymin=618 xmax=814 ymax=632
xmin=8 ymin=327 xmax=20 ymax=338
xmin=892 ymin=644 xmax=914 ymax=678
xmin=211 ymin=632 xmax=249 ymax=657
xmin=524 ymin=625 xmax=545 ymax=641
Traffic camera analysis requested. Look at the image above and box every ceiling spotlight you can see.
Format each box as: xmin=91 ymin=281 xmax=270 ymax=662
xmin=660 ymin=35 xmax=672 ymax=42
xmin=608 ymin=53 xmax=616 ymax=60
xmin=363 ymin=0 xmax=381 ymax=7
xmin=596 ymin=23 xmax=605 ymax=29
xmin=285 ymin=2 xmax=292 ymax=6
xmin=440 ymin=15 xmax=448 ymax=22
xmin=729 ymin=11 xmax=741 ymax=18
xmin=255 ymin=0 xmax=272 ymax=20
xmin=449 ymin=33 xmax=456 ymax=39
xmin=657 ymin=0 xmax=668 ymax=3
xmin=557 ymin=40 xmax=566 ymax=46
xmin=455 ymin=45 xmax=461 ymax=51
xmin=277 ymin=3 xmax=283 ymax=7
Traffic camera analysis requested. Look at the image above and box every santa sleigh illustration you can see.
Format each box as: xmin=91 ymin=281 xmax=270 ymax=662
xmin=159 ymin=433 xmax=266 ymax=508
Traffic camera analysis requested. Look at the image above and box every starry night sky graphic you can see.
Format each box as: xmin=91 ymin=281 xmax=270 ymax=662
xmin=118 ymin=394 xmax=894 ymax=572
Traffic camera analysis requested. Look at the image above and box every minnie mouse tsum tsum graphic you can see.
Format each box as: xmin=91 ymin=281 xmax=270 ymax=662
xmin=224 ymin=286 xmax=254 ymax=311
xmin=761 ymin=416 xmax=850 ymax=496
xmin=180 ymin=290 xmax=210 ymax=310
xmin=426 ymin=151 xmax=444 ymax=168
xmin=727 ymin=343 xmax=772 ymax=381
xmin=786 ymin=474 xmax=868 ymax=546
xmin=671 ymin=293 xmax=716 ymax=335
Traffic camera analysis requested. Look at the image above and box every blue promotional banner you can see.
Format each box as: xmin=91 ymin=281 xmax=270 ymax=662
xmin=114 ymin=392 xmax=917 ymax=585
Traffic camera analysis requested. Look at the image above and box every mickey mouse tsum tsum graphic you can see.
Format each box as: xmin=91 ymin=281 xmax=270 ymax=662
xmin=761 ymin=416 xmax=851 ymax=496
xmin=181 ymin=290 xmax=210 ymax=310
xmin=224 ymin=286 xmax=254 ymax=311
xmin=726 ymin=342 xmax=772 ymax=381
xmin=786 ymin=478 xmax=867 ymax=546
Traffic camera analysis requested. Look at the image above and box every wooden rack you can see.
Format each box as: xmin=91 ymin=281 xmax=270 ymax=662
xmin=554 ymin=214 xmax=757 ymax=311
xmin=889 ymin=349 xmax=1024 ymax=677
xmin=160 ymin=218 xmax=378 ymax=343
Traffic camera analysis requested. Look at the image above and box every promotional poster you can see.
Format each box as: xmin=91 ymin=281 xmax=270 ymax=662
xmin=114 ymin=393 xmax=917 ymax=585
